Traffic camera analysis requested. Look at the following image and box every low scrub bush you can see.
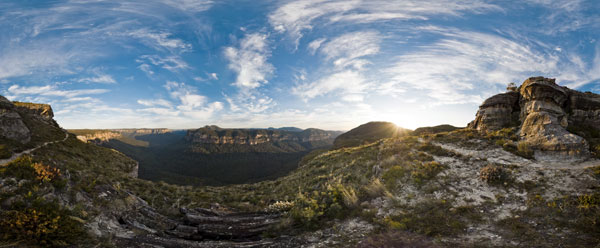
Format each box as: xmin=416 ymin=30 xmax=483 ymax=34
xmin=0 ymin=200 xmax=87 ymax=246
xmin=517 ymin=142 xmax=534 ymax=159
xmin=479 ymin=165 xmax=509 ymax=185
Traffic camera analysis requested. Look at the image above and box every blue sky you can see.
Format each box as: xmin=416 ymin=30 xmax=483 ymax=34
xmin=1 ymin=0 xmax=599 ymax=130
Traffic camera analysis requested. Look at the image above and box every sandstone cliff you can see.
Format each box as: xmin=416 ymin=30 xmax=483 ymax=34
xmin=185 ymin=125 xmax=341 ymax=146
xmin=469 ymin=76 xmax=600 ymax=160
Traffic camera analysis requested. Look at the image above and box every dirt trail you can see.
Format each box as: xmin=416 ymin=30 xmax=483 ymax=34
xmin=0 ymin=131 xmax=69 ymax=166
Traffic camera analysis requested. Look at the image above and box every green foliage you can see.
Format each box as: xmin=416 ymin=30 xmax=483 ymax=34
xmin=290 ymin=182 xmax=358 ymax=228
xmin=0 ymin=200 xmax=87 ymax=246
xmin=517 ymin=142 xmax=534 ymax=159
xmin=487 ymin=128 xmax=518 ymax=141
xmin=0 ymin=156 xmax=59 ymax=183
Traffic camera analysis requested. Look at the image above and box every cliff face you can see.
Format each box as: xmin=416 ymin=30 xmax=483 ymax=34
xmin=469 ymin=76 xmax=600 ymax=160
xmin=0 ymin=96 xmax=31 ymax=143
xmin=73 ymin=129 xmax=171 ymax=143
xmin=185 ymin=126 xmax=340 ymax=145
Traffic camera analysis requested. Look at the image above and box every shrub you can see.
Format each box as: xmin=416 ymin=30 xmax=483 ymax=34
xmin=0 ymin=201 xmax=87 ymax=246
xmin=382 ymin=165 xmax=407 ymax=190
xmin=363 ymin=178 xmax=387 ymax=199
xmin=517 ymin=142 xmax=534 ymax=159
xmin=479 ymin=165 xmax=508 ymax=185
xmin=0 ymin=156 xmax=60 ymax=183
xmin=290 ymin=182 xmax=358 ymax=228
xmin=411 ymin=161 xmax=445 ymax=184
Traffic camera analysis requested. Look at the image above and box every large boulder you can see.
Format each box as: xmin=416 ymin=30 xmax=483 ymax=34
xmin=0 ymin=96 xmax=31 ymax=143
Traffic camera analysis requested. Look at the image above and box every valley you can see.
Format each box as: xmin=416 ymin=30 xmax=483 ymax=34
xmin=69 ymin=126 xmax=342 ymax=185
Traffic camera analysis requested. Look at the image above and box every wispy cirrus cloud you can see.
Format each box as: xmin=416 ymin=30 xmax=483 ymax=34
xmin=269 ymin=0 xmax=501 ymax=46
xmin=293 ymin=70 xmax=368 ymax=102
xmin=294 ymin=30 xmax=380 ymax=102
xmin=381 ymin=29 xmax=559 ymax=105
xmin=318 ymin=30 xmax=380 ymax=70
xmin=6 ymin=84 xmax=109 ymax=98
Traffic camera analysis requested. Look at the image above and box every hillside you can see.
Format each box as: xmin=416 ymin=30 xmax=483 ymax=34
xmin=333 ymin=121 xmax=411 ymax=148
xmin=1 ymin=77 xmax=600 ymax=247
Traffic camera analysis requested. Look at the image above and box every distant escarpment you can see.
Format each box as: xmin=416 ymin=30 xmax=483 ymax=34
xmin=186 ymin=125 xmax=342 ymax=153
xmin=333 ymin=121 xmax=411 ymax=149
xmin=72 ymin=128 xmax=172 ymax=144
xmin=469 ymin=76 xmax=600 ymax=161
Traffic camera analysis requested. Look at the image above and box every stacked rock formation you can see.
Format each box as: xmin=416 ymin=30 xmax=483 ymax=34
xmin=469 ymin=76 xmax=600 ymax=160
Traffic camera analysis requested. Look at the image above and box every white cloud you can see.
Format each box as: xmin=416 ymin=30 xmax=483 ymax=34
xmin=7 ymin=84 xmax=109 ymax=98
xmin=319 ymin=30 xmax=380 ymax=70
xmin=269 ymin=0 xmax=501 ymax=46
xmin=160 ymin=0 xmax=214 ymax=12
xmin=128 ymin=29 xmax=192 ymax=51
xmin=162 ymin=81 xmax=223 ymax=118
xmin=224 ymin=33 xmax=274 ymax=89
xmin=307 ymin=38 xmax=326 ymax=54
xmin=136 ymin=55 xmax=189 ymax=73
xmin=293 ymin=70 xmax=368 ymax=102
xmin=137 ymin=99 xmax=173 ymax=108
xmin=138 ymin=64 xmax=154 ymax=76
xmin=77 ymin=73 xmax=116 ymax=84
xmin=193 ymin=72 xmax=219 ymax=82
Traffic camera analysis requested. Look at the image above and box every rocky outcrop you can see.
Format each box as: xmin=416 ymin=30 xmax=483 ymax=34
xmin=468 ymin=91 xmax=520 ymax=131
xmin=469 ymin=76 xmax=600 ymax=161
xmin=0 ymin=96 xmax=31 ymax=143
xmin=13 ymin=101 xmax=56 ymax=126
xmin=186 ymin=126 xmax=341 ymax=145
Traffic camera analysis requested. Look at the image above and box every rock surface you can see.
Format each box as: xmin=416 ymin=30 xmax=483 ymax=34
xmin=469 ymin=76 xmax=600 ymax=160
xmin=0 ymin=96 xmax=31 ymax=143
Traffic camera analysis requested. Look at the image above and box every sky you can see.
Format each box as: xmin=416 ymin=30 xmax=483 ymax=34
xmin=1 ymin=0 xmax=599 ymax=131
